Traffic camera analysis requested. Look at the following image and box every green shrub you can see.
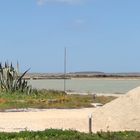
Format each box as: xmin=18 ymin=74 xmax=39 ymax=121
xmin=0 ymin=62 xmax=31 ymax=94
xmin=0 ymin=129 xmax=139 ymax=140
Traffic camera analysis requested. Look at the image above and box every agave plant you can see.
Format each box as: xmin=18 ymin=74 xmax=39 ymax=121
xmin=0 ymin=62 xmax=32 ymax=94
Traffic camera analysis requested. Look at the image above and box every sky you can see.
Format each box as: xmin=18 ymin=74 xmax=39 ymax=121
xmin=0 ymin=0 xmax=140 ymax=73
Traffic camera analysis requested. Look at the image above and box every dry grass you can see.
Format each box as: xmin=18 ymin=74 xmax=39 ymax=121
xmin=0 ymin=90 xmax=116 ymax=110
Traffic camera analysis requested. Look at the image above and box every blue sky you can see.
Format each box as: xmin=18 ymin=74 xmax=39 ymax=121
xmin=0 ymin=0 xmax=140 ymax=73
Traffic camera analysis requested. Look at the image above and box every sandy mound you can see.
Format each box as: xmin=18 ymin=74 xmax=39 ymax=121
xmin=93 ymin=86 xmax=140 ymax=132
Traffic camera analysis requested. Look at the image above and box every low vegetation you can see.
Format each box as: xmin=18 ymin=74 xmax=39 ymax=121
xmin=0 ymin=89 xmax=116 ymax=110
xmin=0 ymin=129 xmax=139 ymax=140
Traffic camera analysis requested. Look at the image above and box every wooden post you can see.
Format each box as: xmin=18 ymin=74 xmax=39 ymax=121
xmin=89 ymin=114 xmax=92 ymax=133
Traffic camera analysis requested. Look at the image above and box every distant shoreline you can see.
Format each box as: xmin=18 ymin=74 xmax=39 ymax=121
xmin=26 ymin=76 xmax=140 ymax=80
xmin=24 ymin=73 xmax=140 ymax=80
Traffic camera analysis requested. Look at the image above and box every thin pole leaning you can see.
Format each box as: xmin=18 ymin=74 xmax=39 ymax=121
xmin=64 ymin=48 xmax=67 ymax=92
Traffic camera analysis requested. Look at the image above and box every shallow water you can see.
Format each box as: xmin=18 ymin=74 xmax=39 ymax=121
xmin=29 ymin=78 xmax=140 ymax=94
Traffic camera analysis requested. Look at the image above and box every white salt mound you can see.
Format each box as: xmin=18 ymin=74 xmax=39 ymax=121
xmin=93 ymin=86 xmax=140 ymax=132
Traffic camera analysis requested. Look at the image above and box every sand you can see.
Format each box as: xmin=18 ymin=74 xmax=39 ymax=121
xmin=0 ymin=108 xmax=94 ymax=132
xmin=93 ymin=86 xmax=140 ymax=132
xmin=0 ymin=87 xmax=140 ymax=132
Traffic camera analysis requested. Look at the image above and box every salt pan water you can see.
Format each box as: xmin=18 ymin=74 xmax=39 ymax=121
xmin=29 ymin=78 xmax=140 ymax=94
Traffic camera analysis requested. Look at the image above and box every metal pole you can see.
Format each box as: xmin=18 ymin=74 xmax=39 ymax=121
xmin=64 ymin=48 xmax=66 ymax=92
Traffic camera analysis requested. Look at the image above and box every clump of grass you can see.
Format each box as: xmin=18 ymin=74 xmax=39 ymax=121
xmin=92 ymin=95 xmax=116 ymax=105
